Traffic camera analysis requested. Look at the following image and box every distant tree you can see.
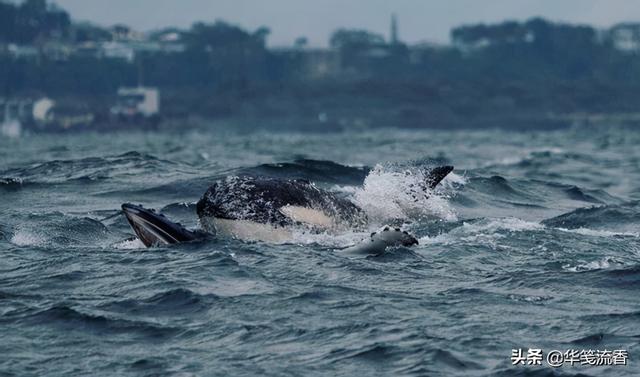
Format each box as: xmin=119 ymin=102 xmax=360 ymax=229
xmin=73 ymin=22 xmax=112 ymax=43
xmin=451 ymin=20 xmax=527 ymax=48
xmin=0 ymin=2 xmax=17 ymax=42
xmin=0 ymin=0 xmax=71 ymax=44
xmin=451 ymin=24 xmax=488 ymax=47
xmin=294 ymin=37 xmax=308 ymax=49
xmin=20 ymin=0 xmax=47 ymax=17
xmin=329 ymin=29 xmax=387 ymax=70
xmin=329 ymin=29 xmax=385 ymax=50
xmin=185 ymin=21 xmax=266 ymax=50
xmin=253 ymin=26 xmax=270 ymax=47
xmin=111 ymin=24 xmax=132 ymax=41
xmin=180 ymin=21 xmax=270 ymax=87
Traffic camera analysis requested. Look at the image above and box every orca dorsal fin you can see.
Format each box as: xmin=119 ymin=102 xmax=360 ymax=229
xmin=425 ymin=166 xmax=454 ymax=189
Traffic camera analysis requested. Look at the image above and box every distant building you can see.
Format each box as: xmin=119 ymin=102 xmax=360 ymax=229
xmin=156 ymin=31 xmax=181 ymax=43
xmin=409 ymin=41 xmax=446 ymax=65
xmin=1 ymin=98 xmax=35 ymax=123
xmin=96 ymin=39 xmax=185 ymax=62
xmin=301 ymin=49 xmax=341 ymax=78
xmin=49 ymin=102 xmax=95 ymax=130
xmin=1 ymin=97 xmax=55 ymax=135
xmin=74 ymin=41 xmax=102 ymax=59
xmin=1 ymin=98 xmax=26 ymax=137
xmin=100 ymin=41 xmax=136 ymax=62
xmin=111 ymin=87 xmax=160 ymax=119
xmin=7 ymin=44 xmax=39 ymax=59
xmin=110 ymin=24 xmax=144 ymax=42
xmin=390 ymin=13 xmax=399 ymax=45
xmin=609 ymin=23 xmax=640 ymax=52
xmin=271 ymin=47 xmax=341 ymax=79
xmin=42 ymin=42 xmax=74 ymax=61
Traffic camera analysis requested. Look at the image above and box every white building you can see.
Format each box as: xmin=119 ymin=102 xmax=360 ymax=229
xmin=610 ymin=23 xmax=640 ymax=52
xmin=111 ymin=87 xmax=160 ymax=118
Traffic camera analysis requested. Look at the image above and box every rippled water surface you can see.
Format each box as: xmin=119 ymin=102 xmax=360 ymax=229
xmin=1 ymin=126 xmax=639 ymax=376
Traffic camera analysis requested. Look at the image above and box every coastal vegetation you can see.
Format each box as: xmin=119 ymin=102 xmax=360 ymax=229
xmin=2 ymin=0 xmax=640 ymax=129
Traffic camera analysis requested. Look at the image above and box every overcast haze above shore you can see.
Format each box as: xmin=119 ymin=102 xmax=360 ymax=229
xmin=53 ymin=0 xmax=640 ymax=46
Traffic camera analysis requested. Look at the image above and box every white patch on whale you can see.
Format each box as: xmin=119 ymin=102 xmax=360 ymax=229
xmin=279 ymin=205 xmax=334 ymax=228
xmin=204 ymin=217 xmax=293 ymax=243
xmin=203 ymin=205 xmax=337 ymax=244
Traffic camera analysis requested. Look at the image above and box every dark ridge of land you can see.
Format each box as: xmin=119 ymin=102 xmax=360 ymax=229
xmin=4 ymin=0 xmax=640 ymax=130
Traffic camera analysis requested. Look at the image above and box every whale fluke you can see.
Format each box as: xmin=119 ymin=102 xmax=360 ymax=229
xmin=121 ymin=203 xmax=203 ymax=247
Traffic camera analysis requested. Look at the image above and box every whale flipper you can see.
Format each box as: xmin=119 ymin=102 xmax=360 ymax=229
xmin=340 ymin=226 xmax=419 ymax=256
xmin=121 ymin=203 xmax=204 ymax=247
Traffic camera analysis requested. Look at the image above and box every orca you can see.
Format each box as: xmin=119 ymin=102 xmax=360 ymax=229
xmin=121 ymin=165 xmax=453 ymax=254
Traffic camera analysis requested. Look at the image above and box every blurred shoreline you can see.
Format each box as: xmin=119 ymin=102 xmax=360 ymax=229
xmin=3 ymin=1 xmax=640 ymax=133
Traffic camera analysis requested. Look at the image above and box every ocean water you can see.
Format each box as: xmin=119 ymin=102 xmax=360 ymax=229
xmin=1 ymin=125 xmax=639 ymax=376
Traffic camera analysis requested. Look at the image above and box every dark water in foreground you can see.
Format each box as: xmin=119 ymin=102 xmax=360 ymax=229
xmin=1 ymin=126 xmax=639 ymax=376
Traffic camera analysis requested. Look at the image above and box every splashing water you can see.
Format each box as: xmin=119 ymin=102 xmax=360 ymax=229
xmin=353 ymin=164 xmax=459 ymax=224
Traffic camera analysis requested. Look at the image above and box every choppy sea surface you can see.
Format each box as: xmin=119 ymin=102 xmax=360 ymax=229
xmin=1 ymin=126 xmax=639 ymax=376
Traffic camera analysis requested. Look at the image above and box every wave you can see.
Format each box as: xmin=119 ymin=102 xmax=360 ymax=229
xmin=451 ymin=176 xmax=545 ymax=216
xmin=19 ymin=305 xmax=180 ymax=340
xmin=568 ymin=266 xmax=640 ymax=289
xmin=366 ymin=247 xmax=423 ymax=262
xmin=543 ymin=201 xmax=640 ymax=232
xmin=557 ymin=227 xmax=638 ymax=238
xmin=561 ymin=257 xmax=622 ymax=272
xmin=102 ymin=288 xmax=213 ymax=316
xmin=566 ymin=332 xmax=632 ymax=346
xmin=241 ymin=159 xmax=369 ymax=186
xmin=475 ymin=175 xmax=523 ymax=196
xmin=460 ymin=218 xmax=543 ymax=234
xmin=0 ymin=151 xmax=181 ymax=185
xmin=428 ymin=349 xmax=485 ymax=370
xmin=483 ymin=147 xmax=599 ymax=170
xmin=98 ymin=176 xmax=214 ymax=200
xmin=466 ymin=176 xmax=616 ymax=205
xmin=580 ymin=310 xmax=640 ymax=321
xmin=0 ymin=176 xmax=26 ymax=188
xmin=9 ymin=213 xmax=114 ymax=248
xmin=112 ymin=238 xmax=146 ymax=249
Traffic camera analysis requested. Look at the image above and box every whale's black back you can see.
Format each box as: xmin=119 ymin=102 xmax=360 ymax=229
xmin=196 ymin=176 xmax=366 ymax=227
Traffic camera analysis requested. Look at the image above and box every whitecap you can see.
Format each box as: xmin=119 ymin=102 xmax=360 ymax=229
xmin=562 ymin=257 xmax=620 ymax=272
xmin=113 ymin=238 xmax=146 ymax=250
xmin=10 ymin=229 xmax=46 ymax=247
xmin=557 ymin=227 xmax=639 ymax=238
xmin=461 ymin=218 xmax=543 ymax=233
